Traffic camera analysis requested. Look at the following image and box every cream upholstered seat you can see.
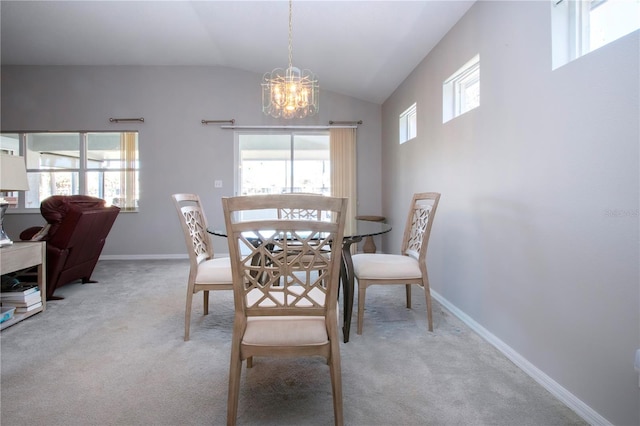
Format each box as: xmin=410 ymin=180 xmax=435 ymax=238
xmin=172 ymin=193 xmax=233 ymax=341
xmin=222 ymin=193 xmax=347 ymax=426
xmin=352 ymin=192 xmax=440 ymax=334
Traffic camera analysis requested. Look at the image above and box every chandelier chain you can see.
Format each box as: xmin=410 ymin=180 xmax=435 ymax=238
xmin=288 ymin=0 xmax=293 ymax=69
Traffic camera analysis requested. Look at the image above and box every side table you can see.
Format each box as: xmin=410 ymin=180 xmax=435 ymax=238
xmin=0 ymin=242 xmax=46 ymax=330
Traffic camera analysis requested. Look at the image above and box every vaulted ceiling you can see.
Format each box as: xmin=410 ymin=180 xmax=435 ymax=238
xmin=1 ymin=1 xmax=475 ymax=104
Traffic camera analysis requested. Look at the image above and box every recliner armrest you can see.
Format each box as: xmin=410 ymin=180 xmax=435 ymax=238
xmin=20 ymin=226 xmax=44 ymax=241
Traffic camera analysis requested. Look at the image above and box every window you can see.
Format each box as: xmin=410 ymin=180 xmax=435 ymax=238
xmin=0 ymin=132 xmax=139 ymax=211
xmin=236 ymin=132 xmax=330 ymax=196
xmin=443 ymin=54 xmax=480 ymax=123
xmin=399 ymin=103 xmax=417 ymax=144
xmin=552 ymin=0 xmax=640 ymax=69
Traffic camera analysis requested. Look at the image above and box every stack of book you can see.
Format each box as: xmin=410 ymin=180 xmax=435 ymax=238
xmin=0 ymin=284 xmax=42 ymax=314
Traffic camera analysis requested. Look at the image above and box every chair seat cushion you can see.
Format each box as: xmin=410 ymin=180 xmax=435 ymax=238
xmin=243 ymin=316 xmax=328 ymax=346
xmin=195 ymin=257 xmax=233 ymax=284
xmin=352 ymin=253 xmax=422 ymax=280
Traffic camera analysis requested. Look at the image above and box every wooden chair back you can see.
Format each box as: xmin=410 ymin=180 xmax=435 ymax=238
xmin=401 ymin=192 xmax=441 ymax=263
xmin=223 ymin=194 xmax=347 ymax=319
xmin=277 ymin=192 xmax=324 ymax=221
xmin=172 ymin=193 xmax=214 ymax=267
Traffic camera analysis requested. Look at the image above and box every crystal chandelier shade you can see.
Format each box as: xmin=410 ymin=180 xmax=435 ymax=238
xmin=262 ymin=1 xmax=318 ymax=119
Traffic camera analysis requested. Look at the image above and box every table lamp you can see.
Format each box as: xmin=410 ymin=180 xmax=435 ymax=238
xmin=0 ymin=154 xmax=30 ymax=246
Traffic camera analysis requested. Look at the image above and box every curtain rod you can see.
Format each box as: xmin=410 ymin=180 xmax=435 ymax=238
xmin=220 ymin=125 xmax=358 ymax=130
xmin=201 ymin=119 xmax=235 ymax=125
xmin=220 ymin=121 xmax=362 ymax=130
xmin=109 ymin=117 xmax=144 ymax=123
xmin=329 ymin=120 xmax=362 ymax=125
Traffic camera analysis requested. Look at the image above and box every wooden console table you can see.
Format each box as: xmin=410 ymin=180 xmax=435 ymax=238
xmin=0 ymin=242 xmax=46 ymax=330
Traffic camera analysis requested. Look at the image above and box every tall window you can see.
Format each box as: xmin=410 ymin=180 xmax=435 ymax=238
xmin=0 ymin=132 xmax=139 ymax=211
xmin=552 ymin=0 xmax=640 ymax=69
xmin=443 ymin=54 xmax=480 ymax=123
xmin=399 ymin=103 xmax=417 ymax=144
xmin=236 ymin=132 xmax=330 ymax=196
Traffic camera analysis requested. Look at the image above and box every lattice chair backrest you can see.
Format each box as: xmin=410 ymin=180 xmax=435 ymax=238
xmin=172 ymin=194 xmax=214 ymax=265
xmin=402 ymin=192 xmax=441 ymax=261
xmin=277 ymin=193 xmax=325 ymax=221
xmin=278 ymin=207 xmax=321 ymax=220
xmin=223 ymin=194 xmax=347 ymax=318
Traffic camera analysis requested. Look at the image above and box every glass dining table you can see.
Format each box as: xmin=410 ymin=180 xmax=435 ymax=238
xmin=208 ymin=219 xmax=392 ymax=343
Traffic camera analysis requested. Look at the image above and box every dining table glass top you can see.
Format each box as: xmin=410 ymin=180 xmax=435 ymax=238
xmin=207 ymin=219 xmax=391 ymax=240
xmin=207 ymin=218 xmax=392 ymax=343
xmin=347 ymin=219 xmax=392 ymax=240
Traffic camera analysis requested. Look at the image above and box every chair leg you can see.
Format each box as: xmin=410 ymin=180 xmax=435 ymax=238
xmin=227 ymin=348 xmax=242 ymax=426
xmin=420 ymin=270 xmax=434 ymax=332
xmin=424 ymin=283 xmax=433 ymax=332
xmin=329 ymin=358 xmax=344 ymax=426
xmin=329 ymin=345 xmax=344 ymax=426
xmin=405 ymin=284 xmax=412 ymax=308
xmin=185 ymin=287 xmax=194 ymax=341
xmin=203 ymin=290 xmax=209 ymax=315
xmin=357 ymin=281 xmax=366 ymax=335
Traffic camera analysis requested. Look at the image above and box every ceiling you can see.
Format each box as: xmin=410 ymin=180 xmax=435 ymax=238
xmin=0 ymin=1 xmax=475 ymax=105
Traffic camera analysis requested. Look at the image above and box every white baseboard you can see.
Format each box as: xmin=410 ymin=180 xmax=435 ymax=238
xmin=99 ymin=254 xmax=188 ymax=261
xmin=431 ymin=290 xmax=611 ymax=426
xmin=99 ymin=253 xmax=231 ymax=261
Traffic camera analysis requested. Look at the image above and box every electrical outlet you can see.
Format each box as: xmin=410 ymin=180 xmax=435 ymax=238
xmin=214 ymin=180 xmax=222 ymax=188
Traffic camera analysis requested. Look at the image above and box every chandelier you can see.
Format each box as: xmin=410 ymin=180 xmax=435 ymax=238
xmin=262 ymin=0 xmax=318 ymax=119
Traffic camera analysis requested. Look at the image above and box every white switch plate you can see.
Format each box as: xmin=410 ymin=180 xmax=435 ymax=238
xmin=214 ymin=180 xmax=222 ymax=188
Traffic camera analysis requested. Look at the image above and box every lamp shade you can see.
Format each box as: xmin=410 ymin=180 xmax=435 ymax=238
xmin=0 ymin=154 xmax=29 ymax=191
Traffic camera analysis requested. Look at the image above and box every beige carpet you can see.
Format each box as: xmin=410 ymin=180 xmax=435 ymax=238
xmin=1 ymin=259 xmax=587 ymax=426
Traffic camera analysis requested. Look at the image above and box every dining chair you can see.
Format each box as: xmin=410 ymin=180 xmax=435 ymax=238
xmin=352 ymin=192 xmax=440 ymax=334
xmin=171 ymin=193 xmax=233 ymax=341
xmin=222 ymin=194 xmax=347 ymax=426
xmin=277 ymin=194 xmax=327 ymax=270
xmin=277 ymin=192 xmax=323 ymax=220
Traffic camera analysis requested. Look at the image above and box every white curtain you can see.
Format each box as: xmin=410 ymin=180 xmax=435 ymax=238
xmin=330 ymin=128 xmax=357 ymax=236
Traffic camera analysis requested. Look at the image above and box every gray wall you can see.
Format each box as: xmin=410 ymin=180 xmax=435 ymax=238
xmin=1 ymin=65 xmax=382 ymax=257
xmin=2 ymin=2 xmax=638 ymax=424
xmin=381 ymin=2 xmax=638 ymax=425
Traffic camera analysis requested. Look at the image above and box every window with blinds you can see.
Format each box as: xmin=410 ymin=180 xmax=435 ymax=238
xmin=0 ymin=132 xmax=139 ymax=211
xmin=236 ymin=132 xmax=330 ymax=197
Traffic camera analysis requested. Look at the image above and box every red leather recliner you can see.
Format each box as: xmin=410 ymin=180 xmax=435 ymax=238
xmin=20 ymin=195 xmax=120 ymax=300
